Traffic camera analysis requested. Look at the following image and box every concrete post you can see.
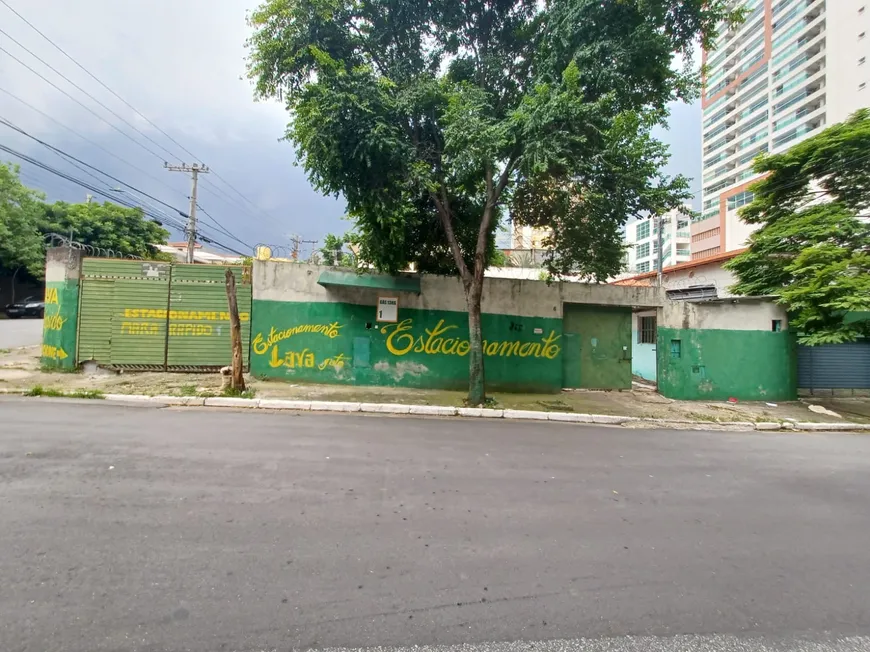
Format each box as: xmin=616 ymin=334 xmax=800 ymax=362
xmin=41 ymin=247 xmax=83 ymax=370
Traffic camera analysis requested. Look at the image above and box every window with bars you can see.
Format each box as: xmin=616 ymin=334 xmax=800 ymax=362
xmin=638 ymin=316 xmax=657 ymax=345
xmin=636 ymin=242 xmax=650 ymax=259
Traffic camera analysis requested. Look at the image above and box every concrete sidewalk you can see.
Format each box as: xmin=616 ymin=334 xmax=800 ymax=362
xmin=2 ymin=344 xmax=869 ymax=429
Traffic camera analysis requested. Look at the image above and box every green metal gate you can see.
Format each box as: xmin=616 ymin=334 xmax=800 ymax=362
xmin=77 ymin=258 xmax=251 ymax=370
xmin=562 ymin=304 xmax=632 ymax=390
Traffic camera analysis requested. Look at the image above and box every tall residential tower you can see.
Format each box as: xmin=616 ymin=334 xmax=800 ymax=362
xmin=694 ymin=0 xmax=868 ymax=260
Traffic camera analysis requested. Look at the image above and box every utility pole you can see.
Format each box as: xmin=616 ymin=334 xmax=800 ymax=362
xmin=165 ymin=163 xmax=209 ymax=264
xmin=656 ymin=213 xmax=664 ymax=287
xmin=289 ymin=234 xmax=318 ymax=262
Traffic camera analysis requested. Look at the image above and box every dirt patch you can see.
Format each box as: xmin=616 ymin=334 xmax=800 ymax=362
xmin=1 ymin=346 xmax=865 ymax=424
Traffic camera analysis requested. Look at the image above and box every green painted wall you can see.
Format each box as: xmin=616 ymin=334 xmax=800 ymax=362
xmin=562 ymin=304 xmax=632 ymax=390
xmin=76 ymin=259 xmax=251 ymax=369
xmin=250 ymin=300 xmax=563 ymax=392
xmin=41 ymin=280 xmax=79 ymax=370
xmin=657 ymin=327 xmax=798 ymax=401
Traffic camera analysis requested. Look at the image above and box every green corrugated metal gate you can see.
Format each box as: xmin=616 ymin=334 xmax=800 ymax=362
xmin=77 ymin=259 xmax=251 ymax=370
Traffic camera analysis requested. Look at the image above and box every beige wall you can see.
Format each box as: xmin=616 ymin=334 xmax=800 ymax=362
xmin=254 ymin=262 xmax=664 ymax=317
xmin=661 ymin=299 xmax=788 ymax=332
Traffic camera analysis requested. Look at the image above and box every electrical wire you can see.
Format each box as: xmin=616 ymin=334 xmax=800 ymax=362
xmin=0 ymin=117 xmax=187 ymax=216
xmin=196 ymin=204 xmax=253 ymax=251
xmin=1 ymin=143 xmax=246 ymax=254
xmin=0 ymin=86 xmax=190 ymax=201
xmin=0 ymin=46 xmax=171 ymax=162
xmin=1 ymin=119 xmax=250 ymax=254
xmin=0 ymin=0 xmax=200 ymax=162
xmin=0 ymin=27 xmax=182 ymax=163
xmin=0 ymin=1 xmax=286 ymax=230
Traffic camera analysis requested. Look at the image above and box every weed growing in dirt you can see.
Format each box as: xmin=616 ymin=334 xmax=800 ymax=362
xmin=178 ymin=384 xmax=198 ymax=397
xmin=26 ymin=385 xmax=104 ymax=399
xmin=222 ymin=386 xmax=256 ymax=399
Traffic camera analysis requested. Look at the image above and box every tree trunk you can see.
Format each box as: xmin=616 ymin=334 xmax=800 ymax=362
xmin=466 ymin=283 xmax=486 ymax=406
xmin=224 ymin=268 xmax=246 ymax=392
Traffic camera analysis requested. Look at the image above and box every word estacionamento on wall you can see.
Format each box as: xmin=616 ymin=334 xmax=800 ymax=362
xmin=381 ymin=319 xmax=562 ymax=359
xmin=251 ymin=318 xmax=562 ymax=371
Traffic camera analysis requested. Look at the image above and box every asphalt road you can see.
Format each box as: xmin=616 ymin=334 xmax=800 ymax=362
xmin=0 ymin=317 xmax=43 ymax=349
xmin=1 ymin=399 xmax=869 ymax=652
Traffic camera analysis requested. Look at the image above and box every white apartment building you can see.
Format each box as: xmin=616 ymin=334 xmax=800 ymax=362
xmin=694 ymin=0 xmax=869 ymax=260
xmin=624 ymin=206 xmax=692 ymax=274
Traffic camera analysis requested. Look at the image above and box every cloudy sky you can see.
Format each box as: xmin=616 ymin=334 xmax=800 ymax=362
xmin=0 ymin=0 xmax=701 ymax=256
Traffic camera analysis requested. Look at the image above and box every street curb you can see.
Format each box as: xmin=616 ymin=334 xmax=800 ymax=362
xmin=4 ymin=391 xmax=868 ymax=432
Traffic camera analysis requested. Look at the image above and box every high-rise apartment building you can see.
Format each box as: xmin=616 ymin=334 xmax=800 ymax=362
xmin=694 ymin=0 xmax=869 ymax=260
xmin=624 ymin=206 xmax=692 ymax=274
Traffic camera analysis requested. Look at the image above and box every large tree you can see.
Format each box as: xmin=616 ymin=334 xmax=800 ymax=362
xmin=2 ymin=163 xmax=172 ymax=280
xmin=40 ymin=200 xmax=170 ymax=260
xmin=0 ymin=163 xmax=45 ymax=278
xmin=247 ymin=0 xmax=739 ymax=404
xmin=726 ymin=110 xmax=870 ymax=345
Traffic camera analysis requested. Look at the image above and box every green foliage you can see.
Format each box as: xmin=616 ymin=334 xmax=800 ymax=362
xmin=247 ymin=0 xmax=738 ymax=400
xmin=40 ymin=201 xmax=170 ymax=260
xmin=222 ymin=386 xmax=256 ymax=399
xmin=0 ymin=163 xmax=45 ymax=278
xmin=320 ymin=232 xmax=354 ymax=267
xmin=726 ymin=110 xmax=870 ymax=344
xmin=488 ymin=249 xmax=509 ymax=267
xmin=247 ymin=0 xmax=734 ymax=279
xmin=26 ymin=385 xmax=105 ymax=399
xmin=1 ymin=163 xmax=172 ymax=279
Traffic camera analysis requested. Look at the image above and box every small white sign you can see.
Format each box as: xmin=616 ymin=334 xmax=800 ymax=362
xmin=377 ymin=296 xmax=398 ymax=323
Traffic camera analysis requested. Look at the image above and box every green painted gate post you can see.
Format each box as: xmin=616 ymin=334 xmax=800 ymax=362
xmin=41 ymin=247 xmax=83 ymax=370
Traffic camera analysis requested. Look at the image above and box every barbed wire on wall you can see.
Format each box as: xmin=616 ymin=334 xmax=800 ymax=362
xmin=44 ymin=232 xmax=143 ymax=260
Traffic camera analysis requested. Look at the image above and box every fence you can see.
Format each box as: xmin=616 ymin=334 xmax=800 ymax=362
xmin=76 ymin=258 xmax=251 ymax=371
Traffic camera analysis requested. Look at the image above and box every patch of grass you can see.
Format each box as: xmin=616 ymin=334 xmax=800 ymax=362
xmin=0 ymin=348 xmax=10 ymax=355
xmin=536 ymin=399 xmax=573 ymax=412
xmin=222 ymin=386 xmax=256 ymax=399
xmin=178 ymin=384 xmax=198 ymax=397
xmin=684 ymin=411 xmax=720 ymax=423
xmin=25 ymin=385 xmax=104 ymax=399
xmin=39 ymin=364 xmax=80 ymax=374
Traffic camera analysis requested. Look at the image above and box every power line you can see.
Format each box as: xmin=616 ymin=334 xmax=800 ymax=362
xmin=0 ymin=1 xmax=285 ymax=231
xmin=0 ymin=26 xmax=182 ymax=163
xmin=1 ymin=142 xmax=185 ymax=228
xmin=0 ymin=118 xmax=190 ymax=217
xmin=0 ymin=86 xmax=189 ymax=201
xmin=0 ymin=45 xmax=171 ymax=163
xmin=0 ymin=0 xmax=200 ymax=163
xmin=196 ymin=204 xmax=253 ymax=251
xmin=1 ymin=120 xmax=249 ymax=255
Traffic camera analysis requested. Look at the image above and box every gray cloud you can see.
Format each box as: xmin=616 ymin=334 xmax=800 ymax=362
xmin=1 ymin=0 xmax=700 ymax=254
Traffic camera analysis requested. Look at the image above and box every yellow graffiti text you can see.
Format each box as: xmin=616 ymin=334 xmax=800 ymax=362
xmin=121 ymin=322 xmax=160 ymax=336
xmin=123 ymin=308 xmax=249 ymax=322
xmin=169 ymin=323 xmax=213 ymax=337
xmin=43 ymin=314 xmax=67 ymax=331
xmin=381 ymin=319 xmax=561 ymax=359
xmin=269 ymin=347 xmax=316 ymax=369
xmin=41 ymin=344 xmax=68 ymax=360
xmin=318 ymin=353 xmax=348 ymax=371
xmin=252 ymin=322 xmax=343 ymax=356
xmin=45 ymin=287 xmax=59 ymax=305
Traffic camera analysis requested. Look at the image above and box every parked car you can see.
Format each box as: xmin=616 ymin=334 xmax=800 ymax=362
xmin=4 ymin=296 xmax=45 ymax=319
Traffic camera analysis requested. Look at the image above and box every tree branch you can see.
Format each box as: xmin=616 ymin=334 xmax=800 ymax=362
xmin=431 ymin=186 xmax=472 ymax=287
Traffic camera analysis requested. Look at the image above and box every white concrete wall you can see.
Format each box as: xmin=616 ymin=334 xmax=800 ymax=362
xmin=724 ymin=205 xmax=760 ymax=252
xmin=660 ymin=259 xmax=740 ymax=298
xmin=253 ymin=262 xmax=664 ymax=318
xmin=827 ymin=0 xmax=870 ymax=125
xmin=661 ymin=299 xmax=789 ymax=332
